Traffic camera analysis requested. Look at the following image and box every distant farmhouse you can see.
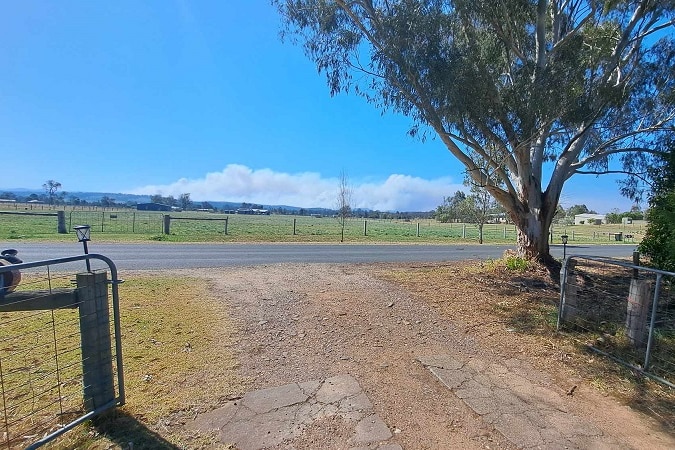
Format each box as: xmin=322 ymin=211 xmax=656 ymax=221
xmin=236 ymin=208 xmax=270 ymax=215
xmin=137 ymin=202 xmax=171 ymax=212
xmin=574 ymin=213 xmax=606 ymax=225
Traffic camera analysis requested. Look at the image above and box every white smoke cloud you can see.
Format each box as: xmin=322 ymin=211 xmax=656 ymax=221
xmin=130 ymin=164 xmax=464 ymax=211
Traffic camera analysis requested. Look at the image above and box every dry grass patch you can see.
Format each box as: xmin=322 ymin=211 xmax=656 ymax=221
xmin=50 ymin=275 xmax=246 ymax=449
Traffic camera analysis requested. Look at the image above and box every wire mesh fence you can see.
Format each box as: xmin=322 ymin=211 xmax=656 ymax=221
xmin=0 ymin=255 xmax=124 ymax=448
xmin=68 ymin=211 xmax=163 ymax=234
xmin=558 ymin=256 xmax=675 ymax=386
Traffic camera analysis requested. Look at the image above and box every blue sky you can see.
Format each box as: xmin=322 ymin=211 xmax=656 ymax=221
xmin=1 ymin=1 xmax=636 ymax=212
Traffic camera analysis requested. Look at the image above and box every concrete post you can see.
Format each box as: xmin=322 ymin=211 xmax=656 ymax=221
xmin=57 ymin=211 xmax=67 ymax=234
xmin=632 ymin=251 xmax=640 ymax=280
xmin=163 ymin=215 xmax=171 ymax=234
xmin=561 ymin=261 xmax=579 ymax=323
xmin=626 ymin=279 xmax=651 ymax=350
xmin=77 ymin=272 xmax=115 ymax=412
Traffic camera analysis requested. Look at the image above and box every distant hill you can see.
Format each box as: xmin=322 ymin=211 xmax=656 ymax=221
xmin=0 ymin=189 xmax=434 ymax=218
xmin=0 ymin=188 xmax=334 ymax=213
xmin=0 ymin=189 xmax=153 ymax=205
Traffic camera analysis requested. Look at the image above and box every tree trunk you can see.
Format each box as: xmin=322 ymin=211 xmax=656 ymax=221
xmin=496 ymin=144 xmax=560 ymax=264
xmin=513 ymin=208 xmax=556 ymax=265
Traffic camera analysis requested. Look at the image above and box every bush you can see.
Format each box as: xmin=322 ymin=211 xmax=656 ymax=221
xmin=504 ymin=255 xmax=529 ymax=271
xmin=639 ymin=191 xmax=675 ymax=272
xmin=605 ymin=212 xmax=622 ymax=224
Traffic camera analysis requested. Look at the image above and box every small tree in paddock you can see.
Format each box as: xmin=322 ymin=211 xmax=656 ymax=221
xmin=42 ymin=180 xmax=62 ymax=205
xmin=336 ymin=171 xmax=352 ymax=243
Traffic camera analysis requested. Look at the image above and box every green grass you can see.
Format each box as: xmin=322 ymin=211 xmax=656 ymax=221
xmin=0 ymin=206 xmax=645 ymax=244
xmin=0 ymin=274 xmax=244 ymax=448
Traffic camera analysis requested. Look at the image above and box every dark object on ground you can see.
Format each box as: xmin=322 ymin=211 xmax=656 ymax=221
xmin=0 ymin=249 xmax=22 ymax=296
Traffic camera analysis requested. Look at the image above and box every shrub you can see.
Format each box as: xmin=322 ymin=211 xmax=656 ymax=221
xmin=504 ymin=254 xmax=529 ymax=271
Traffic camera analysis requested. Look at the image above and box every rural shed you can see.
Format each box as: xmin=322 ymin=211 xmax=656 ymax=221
xmin=574 ymin=213 xmax=606 ymax=225
xmin=137 ymin=202 xmax=171 ymax=212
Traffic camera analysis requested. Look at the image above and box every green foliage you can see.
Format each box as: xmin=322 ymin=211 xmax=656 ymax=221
xmin=42 ymin=180 xmax=61 ymax=205
xmin=276 ymin=0 xmax=674 ymax=259
xmin=623 ymin=210 xmax=644 ymax=220
xmin=150 ymin=194 xmax=177 ymax=206
xmin=566 ymin=204 xmax=598 ymax=216
xmin=607 ymin=210 xmax=644 ymax=224
xmin=605 ymin=212 xmax=622 ymax=224
xmin=434 ymin=191 xmax=466 ymax=223
xmin=640 ymin=194 xmax=675 ymax=272
xmin=639 ymin=147 xmax=675 ymax=272
xmin=504 ymin=255 xmax=529 ymax=272
xmin=179 ymin=193 xmax=192 ymax=210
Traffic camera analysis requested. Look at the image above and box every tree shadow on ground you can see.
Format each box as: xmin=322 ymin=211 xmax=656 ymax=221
xmin=93 ymin=410 xmax=180 ymax=449
xmin=495 ymin=260 xmax=675 ymax=432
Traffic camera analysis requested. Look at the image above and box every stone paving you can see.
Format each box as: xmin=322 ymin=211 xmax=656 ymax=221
xmin=418 ymin=354 xmax=624 ymax=449
xmin=190 ymin=374 xmax=400 ymax=450
xmin=190 ymin=354 xmax=668 ymax=449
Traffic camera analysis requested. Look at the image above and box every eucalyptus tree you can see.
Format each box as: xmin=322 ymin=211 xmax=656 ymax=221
xmin=179 ymin=193 xmax=192 ymax=211
xmin=42 ymin=180 xmax=62 ymax=205
xmin=434 ymin=190 xmax=466 ymax=222
xmin=458 ymin=185 xmax=503 ymax=244
xmin=276 ymin=0 xmax=675 ymax=262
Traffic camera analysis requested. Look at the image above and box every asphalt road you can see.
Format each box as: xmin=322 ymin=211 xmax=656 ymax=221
xmin=0 ymin=242 xmax=637 ymax=271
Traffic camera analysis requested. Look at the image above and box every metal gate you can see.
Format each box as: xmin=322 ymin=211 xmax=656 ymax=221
xmin=0 ymin=254 xmax=124 ymax=448
xmin=557 ymin=255 xmax=674 ymax=387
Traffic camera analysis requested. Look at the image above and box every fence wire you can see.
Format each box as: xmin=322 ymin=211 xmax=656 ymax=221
xmin=0 ymin=255 xmax=123 ymax=448
xmin=68 ymin=211 xmax=163 ymax=234
xmin=558 ymin=256 xmax=675 ymax=385
xmin=557 ymin=256 xmax=675 ymax=427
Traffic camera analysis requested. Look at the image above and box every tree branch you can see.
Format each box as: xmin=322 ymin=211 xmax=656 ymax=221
xmin=534 ymin=0 xmax=548 ymax=75
xmin=571 ymin=146 xmax=665 ymax=174
xmin=632 ymin=19 xmax=675 ymax=42
xmin=573 ymin=169 xmax=654 ymax=188
xmin=550 ymin=2 xmax=595 ymax=54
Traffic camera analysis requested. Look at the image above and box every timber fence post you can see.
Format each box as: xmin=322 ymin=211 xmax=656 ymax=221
xmin=77 ymin=271 xmax=115 ymax=412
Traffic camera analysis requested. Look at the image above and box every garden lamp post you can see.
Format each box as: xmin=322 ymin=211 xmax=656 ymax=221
xmin=74 ymin=225 xmax=91 ymax=272
xmin=561 ymin=234 xmax=569 ymax=260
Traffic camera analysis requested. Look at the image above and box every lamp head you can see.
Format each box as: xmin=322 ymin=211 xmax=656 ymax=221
xmin=74 ymin=225 xmax=91 ymax=242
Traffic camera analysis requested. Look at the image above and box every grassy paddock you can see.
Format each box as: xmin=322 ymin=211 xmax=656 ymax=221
xmin=0 ymin=274 xmax=244 ymax=448
xmin=80 ymin=275 xmax=244 ymax=448
xmin=0 ymin=206 xmax=645 ymax=244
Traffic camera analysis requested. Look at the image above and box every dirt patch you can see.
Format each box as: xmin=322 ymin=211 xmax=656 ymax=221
xmin=174 ymin=261 xmax=673 ymax=449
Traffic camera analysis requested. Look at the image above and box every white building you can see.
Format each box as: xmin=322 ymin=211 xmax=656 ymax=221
xmin=574 ymin=213 xmax=606 ymax=225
